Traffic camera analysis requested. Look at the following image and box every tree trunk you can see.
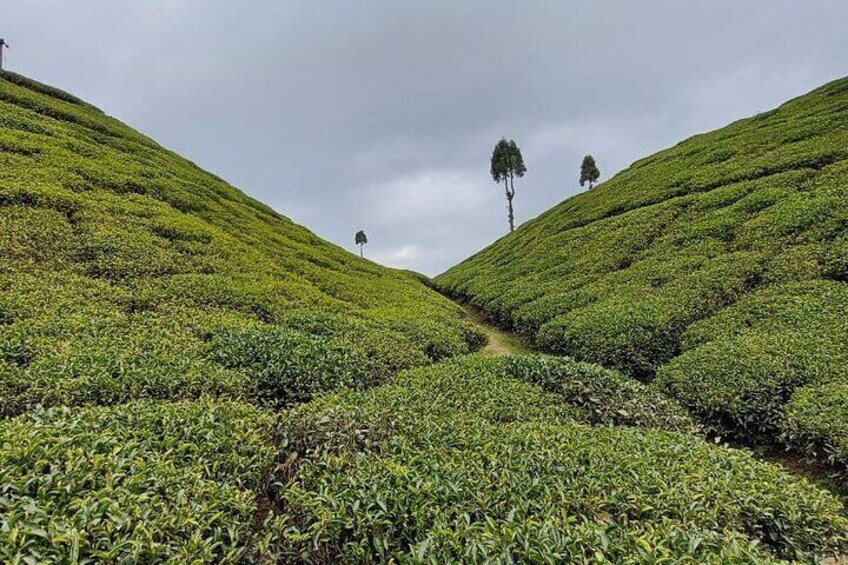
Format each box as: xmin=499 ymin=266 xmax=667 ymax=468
xmin=505 ymin=176 xmax=514 ymax=232
xmin=359 ymin=244 xmax=363 ymax=258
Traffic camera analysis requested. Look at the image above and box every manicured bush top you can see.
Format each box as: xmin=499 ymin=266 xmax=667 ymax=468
xmin=0 ymin=399 xmax=285 ymax=563
xmin=280 ymin=356 xmax=848 ymax=563
xmin=2 ymin=356 xmax=846 ymax=562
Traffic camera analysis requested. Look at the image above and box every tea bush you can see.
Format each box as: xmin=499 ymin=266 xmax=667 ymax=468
xmin=655 ymin=281 xmax=848 ymax=452
xmin=0 ymin=70 xmax=481 ymax=413
xmin=210 ymin=323 xmax=419 ymax=409
xmin=279 ymin=356 xmax=848 ymax=563
xmin=0 ymin=399 xmax=286 ymax=563
xmin=782 ymin=382 xmax=848 ymax=468
xmin=437 ymin=77 xmax=848 ymax=463
xmin=2 ymin=357 xmax=845 ymax=563
xmin=500 ymin=354 xmax=696 ymax=432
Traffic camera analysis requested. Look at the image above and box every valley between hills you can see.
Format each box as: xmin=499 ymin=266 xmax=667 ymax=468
xmin=1 ymin=70 xmax=848 ymax=563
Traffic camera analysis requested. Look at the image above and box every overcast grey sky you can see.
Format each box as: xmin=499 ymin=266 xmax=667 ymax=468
xmin=3 ymin=1 xmax=847 ymax=274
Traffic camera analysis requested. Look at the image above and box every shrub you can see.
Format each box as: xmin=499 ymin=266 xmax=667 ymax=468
xmin=0 ymin=399 xmax=286 ymax=563
xmin=656 ymin=332 xmax=810 ymax=440
xmin=279 ymin=356 xmax=848 ymax=563
xmin=656 ymin=282 xmax=848 ymax=443
xmin=210 ymin=326 xmax=381 ymax=409
xmin=500 ymin=354 xmax=697 ymax=432
xmin=0 ymin=348 xmax=249 ymax=417
xmin=2 ymin=357 xmax=845 ymax=562
xmin=782 ymin=382 xmax=848 ymax=468
xmin=537 ymin=297 xmax=684 ymax=379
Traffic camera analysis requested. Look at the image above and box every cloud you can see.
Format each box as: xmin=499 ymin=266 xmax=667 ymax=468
xmin=371 ymin=169 xmax=493 ymax=223
xmin=370 ymin=244 xmax=422 ymax=269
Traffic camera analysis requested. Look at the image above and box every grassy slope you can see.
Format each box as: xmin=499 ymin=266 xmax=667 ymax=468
xmin=0 ymin=70 xmax=485 ymax=415
xmin=436 ymin=77 xmax=848 ymax=466
xmin=1 ymin=72 xmax=846 ymax=562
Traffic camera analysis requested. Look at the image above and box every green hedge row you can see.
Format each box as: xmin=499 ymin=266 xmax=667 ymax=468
xmin=500 ymin=354 xmax=696 ymax=432
xmin=279 ymin=356 xmax=848 ymax=563
xmin=3 ymin=356 xmax=845 ymax=562
xmin=0 ymin=399 xmax=285 ymax=563
xmin=782 ymin=382 xmax=848 ymax=468
xmin=655 ymin=281 xmax=848 ymax=456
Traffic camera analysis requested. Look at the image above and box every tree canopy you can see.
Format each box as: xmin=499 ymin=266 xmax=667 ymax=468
xmin=580 ymin=155 xmax=601 ymax=189
xmin=491 ymin=139 xmax=526 ymax=184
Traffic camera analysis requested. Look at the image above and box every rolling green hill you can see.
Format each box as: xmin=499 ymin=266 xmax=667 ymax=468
xmin=1 ymin=72 xmax=847 ymax=562
xmin=436 ymin=77 xmax=848 ymax=468
xmin=0 ymin=69 xmax=485 ymax=416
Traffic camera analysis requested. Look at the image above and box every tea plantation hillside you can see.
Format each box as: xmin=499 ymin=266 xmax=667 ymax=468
xmin=436 ymin=77 xmax=848 ymax=467
xmin=0 ymin=70 xmax=484 ymax=415
xmin=2 ymin=72 xmax=847 ymax=563
xmin=4 ymin=355 xmax=848 ymax=562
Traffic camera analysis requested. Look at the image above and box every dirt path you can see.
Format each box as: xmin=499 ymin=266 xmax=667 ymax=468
xmin=461 ymin=304 xmax=532 ymax=357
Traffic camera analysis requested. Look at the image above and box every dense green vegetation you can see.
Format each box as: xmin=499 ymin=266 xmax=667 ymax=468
xmin=0 ymin=400 xmax=285 ymax=562
xmin=3 ymin=356 xmax=846 ymax=562
xmin=501 ymin=354 xmax=696 ymax=432
xmin=437 ymin=77 xmax=848 ymax=467
xmin=0 ymin=69 xmax=483 ymax=415
xmin=1 ymin=71 xmax=846 ymax=562
xmin=280 ymin=356 xmax=847 ymax=563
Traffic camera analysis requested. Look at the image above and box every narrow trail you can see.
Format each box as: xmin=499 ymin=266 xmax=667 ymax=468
xmin=460 ymin=303 xmax=533 ymax=357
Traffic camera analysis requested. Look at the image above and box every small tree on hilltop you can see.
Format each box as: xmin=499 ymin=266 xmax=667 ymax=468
xmin=491 ymin=138 xmax=527 ymax=232
xmin=580 ymin=155 xmax=600 ymax=189
xmin=355 ymin=230 xmax=368 ymax=258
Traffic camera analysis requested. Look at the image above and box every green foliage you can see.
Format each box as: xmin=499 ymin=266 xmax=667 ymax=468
xmin=501 ymin=354 xmax=696 ymax=432
xmin=0 ymin=72 xmax=480 ymax=413
xmin=437 ymin=77 xmax=848 ymax=465
xmin=0 ymin=70 xmax=90 ymax=107
xmin=0 ymin=399 xmax=286 ymax=563
xmin=491 ymin=138 xmax=526 ymax=231
xmin=782 ymin=382 xmax=848 ymax=468
xmin=279 ymin=356 xmax=848 ymax=563
xmin=2 ymin=356 xmax=845 ymax=563
xmin=490 ymin=138 xmax=526 ymax=183
xmin=580 ymin=154 xmax=601 ymax=188
xmin=209 ymin=318 xmax=429 ymax=409
xmin=355 ymin=229 xmax=367 ymax=257
xmin=655 ymin=281 xmax=848 ymax=448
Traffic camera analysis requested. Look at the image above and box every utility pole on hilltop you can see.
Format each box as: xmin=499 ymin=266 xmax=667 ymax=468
xmin=0 ymin=39 xmax=9 ymax=71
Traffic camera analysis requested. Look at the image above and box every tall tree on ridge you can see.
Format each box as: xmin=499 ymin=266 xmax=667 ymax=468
xmin=491 ymin=138 xmax=527 ymax=232
xmin=355 ymin=230 xmax=368 ymax=258
xmin=580 ymin=155 xmax=600 ymax=189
